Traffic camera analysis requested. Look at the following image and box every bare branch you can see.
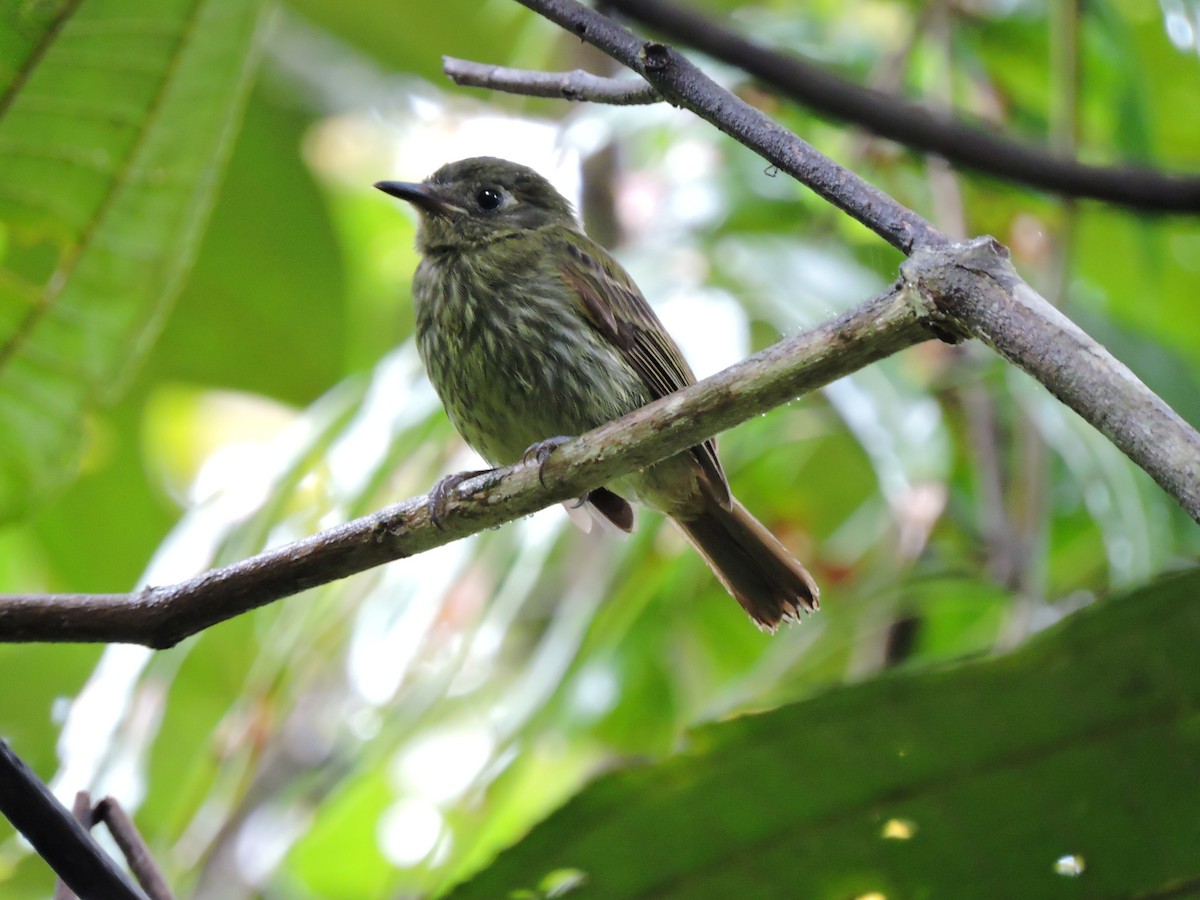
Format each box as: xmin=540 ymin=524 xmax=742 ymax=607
xmin=604 ymin=0 xmax=1200 ymax=213
xmin=0 ymin=741 xmax=147 ymax=900
xmin=94 ymin=798 xmax=176 ymax=900
xmin=2 ymin=232 xmax=1197 ymax=648
xmin=509 ymin=0 xmax=948 ymax=254
xmin=905 ymin=237 xmax=1200 ymax=518
xmin=498 ymin=0 xmax=1199 ymax=505
xmin=443 ymin=57 xmax=660 ymax=105
xmin=0 ymin=286 xmax=929 ymax=647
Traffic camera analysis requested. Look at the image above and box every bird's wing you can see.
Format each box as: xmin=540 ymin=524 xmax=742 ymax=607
xmin=555 ymin=231 xmax=732 ymax=510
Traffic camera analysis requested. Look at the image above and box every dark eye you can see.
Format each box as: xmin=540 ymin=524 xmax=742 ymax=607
xmin=475 ymin=187 xmax=502 ymax=210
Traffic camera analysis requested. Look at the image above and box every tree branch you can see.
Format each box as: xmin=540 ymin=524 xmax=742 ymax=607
xmin=0 ymin=741 xmax=148 ymax=900
xmin=93 ymin=798 xmax=175 ymax=900
xmin=509 ymin=0 xmax=947 ymax=253
xmin=905 ymin=238 xmax=1200 ymax=517
xmin=602 ymin=0 xmax=1200 ymax=213
xmin=444 ymin=58 xmax=660 ymax=104
xmin=3 ymin=229 xmax=1197 ymax=649
xmin=477 ymin=3 xmax=1200 ymax=484
xmin=1 ymin=1 xmax=1196 ymax=649
xmin=1 ymin=233 xmax=1195 ymax=647
xmin=0 ymin=286 xmax=929 ymax=648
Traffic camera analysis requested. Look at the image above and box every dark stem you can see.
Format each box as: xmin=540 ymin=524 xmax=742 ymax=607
xmin=94 ymin=798 xmax=176 ymax=900
xmin=602 ymin=0 xmax=1200 ymax=212
xmin=0 ymin=741 xmax=148 ymax=900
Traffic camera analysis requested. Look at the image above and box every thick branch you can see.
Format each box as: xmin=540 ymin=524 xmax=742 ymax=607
xmin=500 ymin=0 xmax=1200 ymax=506
xmin=0 ymin=287 xmax=928 ymax=648
xmin=2 ymin=231 xmax=1196 ymax=646
xmin=512 ymin=0 xmax=948 ymax=254
xmin=604 ymin=0 xmax=1200 ymax=213
xmin=444 ymin=58 xmax=660 ymax=105
xmin=905 ymin=238 xmax=1200 ymax=515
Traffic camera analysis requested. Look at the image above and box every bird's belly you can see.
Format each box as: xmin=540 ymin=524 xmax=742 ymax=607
xmin=419 ymin=300 xmax=646 ymax=465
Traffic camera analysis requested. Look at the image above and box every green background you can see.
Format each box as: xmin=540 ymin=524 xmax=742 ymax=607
xmin=1 ymin=0 xmax=1198 ymax=897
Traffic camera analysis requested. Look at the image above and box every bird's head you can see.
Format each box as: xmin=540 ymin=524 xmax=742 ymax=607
xmin=375 ymin=156 xmax=578 ymax=251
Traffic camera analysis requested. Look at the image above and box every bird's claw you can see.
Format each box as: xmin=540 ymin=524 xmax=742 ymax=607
xmin=428 ymin=468 xmax=494 ymax=530
xmin=522 ymin=436 xmax=573 ymax=487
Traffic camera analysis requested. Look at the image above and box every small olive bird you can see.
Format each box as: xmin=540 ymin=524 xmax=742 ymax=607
xmin=376 ymin=157 xmax=818 ymax=629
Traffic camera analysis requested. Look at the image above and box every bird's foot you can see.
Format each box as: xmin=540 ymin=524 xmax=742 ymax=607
xmin=428 ymin=468 xmax=495 ymax=530
xmin=522 ymin=435 xmax=574 ymax=487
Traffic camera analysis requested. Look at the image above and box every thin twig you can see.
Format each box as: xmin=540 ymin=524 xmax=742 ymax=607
xmin=602 ymin=0 xmax=1200 ymax=212
xmin=999 ymin=0 xmax=1084 ymax=649
xmin=94 ymin=798 xmax=176 ymax=900
xmin=0 ymin=742 xmax=147 ymax=900
xmin=443 ymin=57 xmax=660 ymax=105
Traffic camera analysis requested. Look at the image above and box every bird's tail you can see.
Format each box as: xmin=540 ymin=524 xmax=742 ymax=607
xmin=675 ymin=497 xmax=819 ymax=631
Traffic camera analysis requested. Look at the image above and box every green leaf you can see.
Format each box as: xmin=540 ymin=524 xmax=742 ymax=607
xmin=0 ymin=0 xmax=74 ymax=105
xmin=448 ymin=569 xmax=1200 ymax=899
xmin=148 ymin=82 xmax=349 ymax=402
xmin=0 ymin=0 xmax=271 ymax=521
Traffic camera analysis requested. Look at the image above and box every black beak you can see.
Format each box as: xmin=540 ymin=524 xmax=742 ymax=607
xmin=374 ymin=180 xmax=458 ymax=217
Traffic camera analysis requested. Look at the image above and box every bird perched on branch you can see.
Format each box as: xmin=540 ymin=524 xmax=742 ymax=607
xmin=376 ymin=157 xmax=818 ymax=629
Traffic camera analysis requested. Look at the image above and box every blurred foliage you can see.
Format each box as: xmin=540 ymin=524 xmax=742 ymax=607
xmin=450 ymin=570 xmax=1200 ymax=899
xmin=0 ymin=0 xmax=1197 ymax=898
xmin=0 ymin=0 xmax=271 ymax=521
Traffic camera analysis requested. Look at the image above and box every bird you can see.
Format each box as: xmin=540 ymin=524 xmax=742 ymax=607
xmin=375 ymin=157 xmax=818 ymax=629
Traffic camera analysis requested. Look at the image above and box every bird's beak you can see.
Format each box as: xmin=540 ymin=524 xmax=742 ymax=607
xmin=374 ymin=180 xmax=459 ymax=217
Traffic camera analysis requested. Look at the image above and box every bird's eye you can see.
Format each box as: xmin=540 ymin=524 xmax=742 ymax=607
xmin=475 ymin=187 xmax=503 ymax=210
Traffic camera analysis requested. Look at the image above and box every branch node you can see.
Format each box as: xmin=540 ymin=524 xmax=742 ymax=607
xmin=640 ymin=41 xmax=672 ymax=70
xmin=900 ymin=237 xmax=1013 ymax=343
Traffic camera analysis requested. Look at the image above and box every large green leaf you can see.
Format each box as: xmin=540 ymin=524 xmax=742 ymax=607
xmin=0 ymin=0 xmax=271 ymax=520
xmin=448 ymin=569 xmax=1200 ymax=899
xmin=0 ymin=0 xmax=74 ymax=104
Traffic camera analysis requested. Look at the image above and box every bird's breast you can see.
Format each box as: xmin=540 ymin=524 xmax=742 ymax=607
xmin=412 ymin=252 xmax=646 ymax=465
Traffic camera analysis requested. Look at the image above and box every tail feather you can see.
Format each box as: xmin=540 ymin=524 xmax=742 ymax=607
xmin=587 ymin=487 xmax=635 ymax=533
xmin=675 ymin=498 xmax=819 ymax=631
